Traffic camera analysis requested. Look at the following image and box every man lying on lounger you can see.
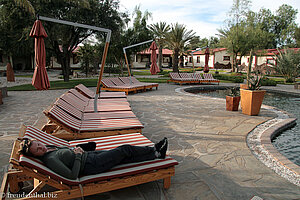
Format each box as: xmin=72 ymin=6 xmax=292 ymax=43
xmin=18 ymin=138 xmax=168 ymax=180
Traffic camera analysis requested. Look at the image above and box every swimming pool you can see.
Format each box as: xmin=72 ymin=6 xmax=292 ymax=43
xmin=185 ymin=86 xmax=300 ymax=166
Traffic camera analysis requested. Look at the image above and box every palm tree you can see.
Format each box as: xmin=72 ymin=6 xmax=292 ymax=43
xmin=148 ymin=22 xmax=170 ymax=70
xmin=166 ymin=23 xmax=195 ymax=72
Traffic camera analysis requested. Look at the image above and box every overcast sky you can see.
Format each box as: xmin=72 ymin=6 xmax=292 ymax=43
xmin=118 ymin=0 xmax=300 ymax=38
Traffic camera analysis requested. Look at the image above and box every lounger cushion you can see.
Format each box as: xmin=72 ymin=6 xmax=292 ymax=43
xmin=17 ymin=126 xmax=178 ymax=186
xmin=48 ymin=105 xmax=144 ymax=132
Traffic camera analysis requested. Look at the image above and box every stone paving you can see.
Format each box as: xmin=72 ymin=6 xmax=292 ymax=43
xmin=0 ymin=80 xmax=299 ymax=200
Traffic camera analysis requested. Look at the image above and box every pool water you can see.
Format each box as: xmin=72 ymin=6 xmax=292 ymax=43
xmin=187 ymin=87 xmax=300 ymax=166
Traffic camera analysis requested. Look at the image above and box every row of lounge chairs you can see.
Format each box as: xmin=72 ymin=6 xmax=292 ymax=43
xmin=101 ymin=77 xmax=159 ymax=95
xmin=168 ymin=72 xmax=220 ymax=85
xmin=42 ymin=87 xmax=144 ymax=140
xmin=1 ymin=84 xmax=178 ymax=200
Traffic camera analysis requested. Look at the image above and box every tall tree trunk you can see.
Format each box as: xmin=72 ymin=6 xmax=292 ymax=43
xmin=158 ymin=45 xmax=163 ymax=71
xmin=59 ymin=52 xmax=71 ymax=82
xmin=232 ymin=53 xmax=238 ymax=73
xmin=173 ymin=49 xmax=179 ymax=72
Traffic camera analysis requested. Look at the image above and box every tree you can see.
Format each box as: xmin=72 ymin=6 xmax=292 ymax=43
xmin=254 ymin=5 xmax=298 ymax=48
xmin=0 ymin=0 xmax=34 ymax=69
xmin=271 ymin=49 xmax=300 ymax=83
xmin=218 ymin=0 xmax=251 ymax=72
xmin=274 ymin=4 xmax=298 ymax=47
xmin=106 ymin=6 xmax=153 ymax=76
xmin=165 ymin=23 xmax=195 ymax=72
xmin=34 ymin=0 xmax=124 ymax=82
xmin=148 ymin=22 xmax=170 ymax=70
xmin=295 ymin=27 xmax=300 ymax=47
xmin=3 ymin=0 xmax=124 ymax=81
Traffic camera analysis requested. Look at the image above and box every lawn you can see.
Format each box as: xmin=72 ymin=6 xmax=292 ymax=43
xmin=8 ymin=79 xmax=98 ymax=91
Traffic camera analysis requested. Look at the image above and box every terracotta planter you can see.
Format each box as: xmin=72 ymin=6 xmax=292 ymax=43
xmin=240 ymin=84 xmax=249 ymax=89
xmin=226 ymin=96 xmax=240 ymax=111
xmin=240 ymin=89 xmax=266 ymax=116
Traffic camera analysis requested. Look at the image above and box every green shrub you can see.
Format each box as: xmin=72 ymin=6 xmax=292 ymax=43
xmin=261 ymin=78 xmax=277 ymax=86
xmin=214 ymin=74 xmax=244 ymax=83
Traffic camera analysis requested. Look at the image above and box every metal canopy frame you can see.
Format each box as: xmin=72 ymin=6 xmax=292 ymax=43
xmin=39 ymin=16 xmax=112 ymax=112
xmin=123 ymin=39 xmax=153 ymax=78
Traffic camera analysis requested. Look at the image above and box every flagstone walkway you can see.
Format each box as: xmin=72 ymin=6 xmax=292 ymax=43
xmin=0 ymin=83 xmax=299 ymax=200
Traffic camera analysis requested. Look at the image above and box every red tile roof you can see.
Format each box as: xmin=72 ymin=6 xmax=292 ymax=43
xmin=192 ymin=48 xmax=227 ymax=55
xmin=138 ymin=48 xmax=173 ymax=55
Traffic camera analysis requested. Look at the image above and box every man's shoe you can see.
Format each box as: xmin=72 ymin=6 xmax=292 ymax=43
xmin=155 ymin=137 xmax=167 ymax=151
xmin=158 ymin=138 xmax=168 ymax=159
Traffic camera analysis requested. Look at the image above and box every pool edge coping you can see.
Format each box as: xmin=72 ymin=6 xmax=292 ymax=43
xmin=177 ymin=85 xmax=300 ymax=186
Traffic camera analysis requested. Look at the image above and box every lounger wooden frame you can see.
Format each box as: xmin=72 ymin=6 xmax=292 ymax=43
xmin=0 ymin=125 xmax=177 ymax=200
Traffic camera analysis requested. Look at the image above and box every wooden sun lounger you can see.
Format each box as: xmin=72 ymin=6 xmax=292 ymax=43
xmin=0 ymin=125 xmax=178 ymax=200
xmin=75 ymin=84 xmax=127 ymax=99
xmin=55 ymin=98 xmax=137 ymax=120
xmin=167 ymin=73 xmax=197 ymax=85
xmin=101 ymin=78 xmax=144 ymax=95
xmin=179 ymin=73 xmax=198 ymax=83
xmin=42 ymin=105 xmax=144 ymax=140
xmin=119 ymin=77 xmax=159 ymax=91
xmin=202 ymin=73 xmax=220 ymax=84
xmin=69 ymin=89 xmax=127 ymax=103
xmin=60 ymin=92 xmax=132 ymax=113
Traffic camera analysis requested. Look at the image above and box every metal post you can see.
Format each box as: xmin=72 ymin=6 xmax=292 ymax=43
xmin=39 ymin=16 xmax=112 ymax=112
xmin=123 ymin=39 xmax=153 ymax=80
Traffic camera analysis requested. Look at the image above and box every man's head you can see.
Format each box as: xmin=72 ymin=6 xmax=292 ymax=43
xmin=18 ymin=138 xmax=47 ymax=157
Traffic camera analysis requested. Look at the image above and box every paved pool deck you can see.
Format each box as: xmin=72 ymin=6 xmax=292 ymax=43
xmin=0 ymin=81 xmax=299 ymax=200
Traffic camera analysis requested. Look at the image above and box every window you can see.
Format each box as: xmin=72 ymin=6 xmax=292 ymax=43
xmin=141 ymin=55 xmax=150 ymax=62
xmin=267 ymin=59 xmax=275 ymax=65
xmin=0 ymin=53 xmax=3 ymax=63
xmin=163 ymin=56 xmax=170 ymax=63
xmin=223 ymin=56 xmax=230 ymax=61
xmin=189 ymin=57 xmax=193 ymax=63
xmin=197 ymin=56 xmax=200 ymax=63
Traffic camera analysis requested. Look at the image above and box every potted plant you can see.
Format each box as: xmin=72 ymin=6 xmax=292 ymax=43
xmin=240 ymin=71 xmax=266 ymax=116
xmin=226 ymin=87 xmax=240 ymax=111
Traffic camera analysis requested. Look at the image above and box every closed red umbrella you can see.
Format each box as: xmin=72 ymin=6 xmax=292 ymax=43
xmin=149 ymin=41 xmax=160 ymax=75
xmin=6 ymin=63 xmax=15 ymax=82
xmin=204 ymin=47 xmax=210 ymax=73
xmin=29 ymin=20 xmax=50 ymax=90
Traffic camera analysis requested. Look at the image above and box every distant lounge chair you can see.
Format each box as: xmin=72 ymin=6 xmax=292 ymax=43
xmin=168 ymin=72 xmax=199 ymax=85
xmin=75 ymin=84 xmax=127 ymax=99
xmin=1 ymin=125 xmax=178 ymax=200
xmin=179 ymin=73 xmax=198 ymax=83
xmin=119 ymin=77 xmax=159 ymax=91
xmin=202 ymin=73 xmax=220 ymax=84
xmin=101 ymin=78 xmax=144 ymax=95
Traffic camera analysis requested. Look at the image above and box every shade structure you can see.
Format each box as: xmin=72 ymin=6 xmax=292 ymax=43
xmin=29 ymin=20 xmax=50 ymax=90
xmin=6 ymin=63 xmax=15 ymax=82
xmin=149 ymin=41 xmax=160 ymax=75
xmin=204 ymin=48 xmax=210 ymax=73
